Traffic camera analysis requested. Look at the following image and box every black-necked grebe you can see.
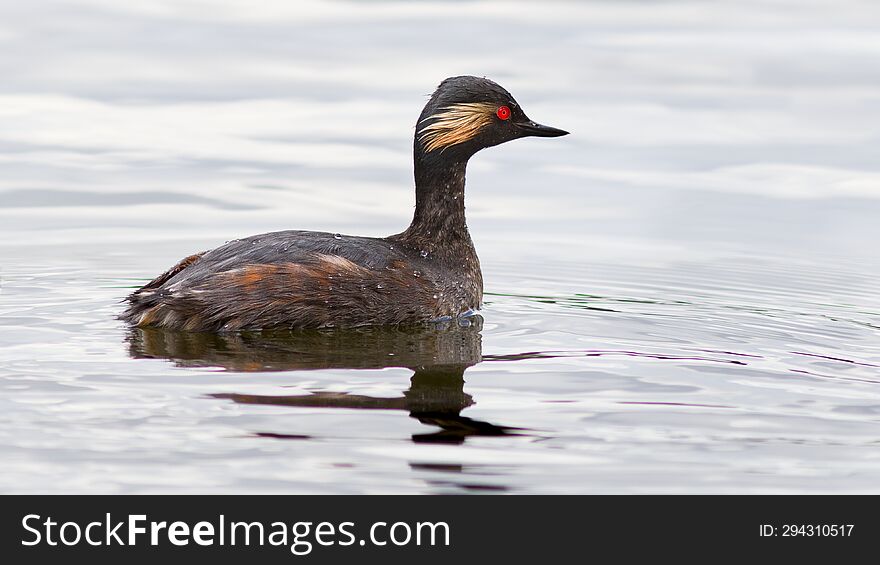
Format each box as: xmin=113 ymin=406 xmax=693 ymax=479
xmin=122 ymin=76 xmax=568 ymax=330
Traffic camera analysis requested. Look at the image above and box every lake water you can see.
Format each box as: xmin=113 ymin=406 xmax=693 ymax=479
xmin=1 ymin=0 xmax=879 ymax=494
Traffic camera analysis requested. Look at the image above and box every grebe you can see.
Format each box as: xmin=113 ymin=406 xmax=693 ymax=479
xmin=122 ymin=76 xmax=567 ymax=331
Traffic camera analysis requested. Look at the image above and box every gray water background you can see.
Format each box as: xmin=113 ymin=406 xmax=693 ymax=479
xmin=1 ymin=0 xmax=879 ymax=493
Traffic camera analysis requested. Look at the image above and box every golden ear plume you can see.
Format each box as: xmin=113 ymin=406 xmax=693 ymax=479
xmin=418 ymin=102 xmax=496 ymax=152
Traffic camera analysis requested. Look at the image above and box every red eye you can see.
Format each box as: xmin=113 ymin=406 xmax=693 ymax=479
xmin=496 ymin=105 xmax=511 ymax=120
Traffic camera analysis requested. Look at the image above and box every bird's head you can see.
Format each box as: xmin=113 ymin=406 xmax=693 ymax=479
xmin=415 ymin=76 xmax=568 ymax=160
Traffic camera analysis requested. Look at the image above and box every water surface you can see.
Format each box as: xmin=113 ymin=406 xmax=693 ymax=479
xmin=1 ymin=0 xmax=879 ymax=493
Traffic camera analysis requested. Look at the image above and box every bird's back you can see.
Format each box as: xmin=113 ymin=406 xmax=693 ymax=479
xmin=121 ymin=230 xmax=481 ymax=331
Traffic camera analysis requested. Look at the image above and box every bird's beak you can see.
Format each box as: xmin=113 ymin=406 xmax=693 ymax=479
xmin=516 ymin=120 xmax=569 ymax=138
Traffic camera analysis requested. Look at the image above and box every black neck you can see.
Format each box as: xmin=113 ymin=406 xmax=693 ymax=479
xmin=393 ymin=150 xmax=472 ymax=253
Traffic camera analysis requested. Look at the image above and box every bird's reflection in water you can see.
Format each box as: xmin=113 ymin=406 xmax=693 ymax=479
xmin=127 ymin=316 xmax=518 ymax=443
